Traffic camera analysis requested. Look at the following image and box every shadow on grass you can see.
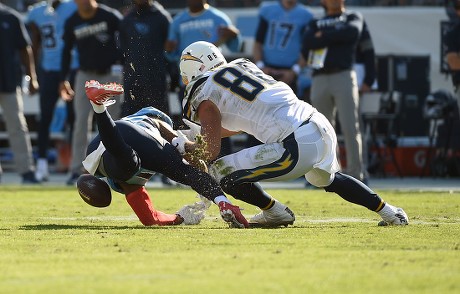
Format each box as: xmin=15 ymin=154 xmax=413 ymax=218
xmin=18 ymin=223 xmax=290 ymax=231
xmin=18 ymin=223 xmax=232 ymax=231
xmin=19 ymin=224 xmax=183 ymax=231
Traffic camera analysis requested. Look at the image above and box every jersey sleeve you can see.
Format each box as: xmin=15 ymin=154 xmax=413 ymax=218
xmin=25 ymin=6 xmax=38 ymax=24
xmin=14 ymin=14 xmax=31 ymax=49
xmin=183 ymin=76 xmax=210 ymax=122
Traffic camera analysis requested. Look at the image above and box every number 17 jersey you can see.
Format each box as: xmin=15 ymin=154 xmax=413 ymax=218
xmin=182 ymin=58 xmax=315 ymax=143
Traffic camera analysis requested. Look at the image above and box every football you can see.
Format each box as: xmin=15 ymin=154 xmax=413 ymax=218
xmin=77 ymin=174 xmax=112 ymax=208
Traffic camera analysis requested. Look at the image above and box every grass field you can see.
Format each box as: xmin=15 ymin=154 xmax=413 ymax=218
xmin=0 ymin=186 xmax=459 ymax=294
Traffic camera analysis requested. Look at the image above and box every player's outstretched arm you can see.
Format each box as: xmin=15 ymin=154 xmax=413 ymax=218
xmin=193 ymin=100 xmax=223 ymax=161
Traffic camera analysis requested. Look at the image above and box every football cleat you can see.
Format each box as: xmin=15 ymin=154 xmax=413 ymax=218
xmin=378 ymin=207 xmax=409 ymax=226
xmin=85 ymin=80 xmax=124 ymax=106
xmin=249 ymin=201 xmax=295 ymax=228
xmin=218 ymin=202 xmax=249 ymax=228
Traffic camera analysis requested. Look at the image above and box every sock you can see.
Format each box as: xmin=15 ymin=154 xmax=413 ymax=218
xmin=221 ymin=180 xmax=274 ymax=209
xmin=261 ymin=198 xmax=275 ymax=210
xmin=377 ymin=203 xmax=396 ymax=218
xmin=325 ymin=172 xmax=385 ymax=211
xmin=125 ymin=187 xmax=179 ymax=226
xmin=91 ymin=101 xmax=106 ymax=113
xmin=213 ymin=195 xmax=231 ymax=205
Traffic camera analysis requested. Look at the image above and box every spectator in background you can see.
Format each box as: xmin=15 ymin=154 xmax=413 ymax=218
xmin=253 ymin=0 xmax=313 ymax=94
xmin=250 ymin=0 xmax=313 ymax=147
xmin=164 ymin=0 xmax=242 ymax=157
xmin=0 ymin=3 xmax=40 ymax=183
xmin=301 ymin=0 xmax=368 ymax=183
xmin=119 ymin=0 xmax=171 ymax=116
xmin=354 ymin=19 xmax=376 ymax=177
xmin=445 ymin=0 xmax=460 ymax=116
xmin=165 ymin=0 xmax=241 ymax=63
xmin=60 ymin=0 xmax=122 ymax=185
xmin=26 ymin=0 xmax=78 ymax=182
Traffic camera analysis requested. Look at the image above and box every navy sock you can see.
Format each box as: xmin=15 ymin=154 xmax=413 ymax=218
xmin=325 ymin=172 xmax=385 ymax=211
xmin=220 ymin=180 xmax=274 ymax=209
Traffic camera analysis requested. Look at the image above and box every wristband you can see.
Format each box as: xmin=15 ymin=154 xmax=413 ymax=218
xmin=256 ymin=61 xmax=265 ymax=69
xmin=291 ymin=64 xmax=301 ymax=75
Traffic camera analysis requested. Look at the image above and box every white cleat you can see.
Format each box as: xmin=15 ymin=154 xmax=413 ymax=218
xmin=378 ymin=206 xmax=409 ymax=226
xmin=249 ymin=201 xmax=295 ymax=228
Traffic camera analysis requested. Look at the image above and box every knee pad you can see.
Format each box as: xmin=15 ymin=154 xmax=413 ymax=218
xmin=305 ymin=168 xmax=335 ymax=188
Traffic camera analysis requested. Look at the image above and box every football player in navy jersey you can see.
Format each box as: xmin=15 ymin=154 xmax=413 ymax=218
xmin=79 ymin=80 xmax=248 ymax=228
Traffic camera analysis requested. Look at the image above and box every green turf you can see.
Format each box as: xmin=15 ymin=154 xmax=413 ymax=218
xmin=0 ymin=186 xmax=459 ymax=293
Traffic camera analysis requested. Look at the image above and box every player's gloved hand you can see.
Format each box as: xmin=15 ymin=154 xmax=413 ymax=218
xmin=180 ymin=119 xmax=201 ymax=141
xmin=176 ymin=195 xmax=212 ymax=225
xmin=171 ymin=130 xmax=190 ymax=155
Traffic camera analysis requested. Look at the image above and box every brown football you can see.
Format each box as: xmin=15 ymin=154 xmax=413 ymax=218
xmin=77 ymin=174 xmax=112 ymax=208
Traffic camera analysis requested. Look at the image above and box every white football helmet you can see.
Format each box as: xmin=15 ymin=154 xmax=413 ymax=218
xmin=179 ymin=41 xmax=227 ymax=85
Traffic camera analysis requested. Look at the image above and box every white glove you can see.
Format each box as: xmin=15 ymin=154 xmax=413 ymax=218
xmin=171 ymin=130 xmax=189 ymax=155
xmin=181 ymin=119 xmax=201 ymax=141
xmin=176 ymin=195 xmax=212 ymax=225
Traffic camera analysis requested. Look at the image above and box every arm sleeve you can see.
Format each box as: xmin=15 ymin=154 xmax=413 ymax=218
xmin=301 ymin=19 xmax=318 ymax=56
xmin=357 ymin=22 xmax=376 ymax=86
xmin=60 ymin=19 xmax=74 ymax=81
xmin=15 ymin=14 xmax=31 ymax=50
xmin=361 ymin=48 xmax=376 ymax=87
xmin=255 ymin=16 xmax=268 ymax=44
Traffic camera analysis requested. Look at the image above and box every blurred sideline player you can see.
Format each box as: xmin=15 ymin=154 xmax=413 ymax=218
xmin=175 ymin=41 xmax=409 ymax=227
xmin=250 ymin=0 xmax=313 ymax=147
xmin=79 ymin=80 xmax=248 ymax=228
xmin=26 ymin=0 xmax=79 ymax=181
xmin=253 ymin=0 xmax=312 ymax=93
xmin=165 ymin=0 xmax=241 ymax=156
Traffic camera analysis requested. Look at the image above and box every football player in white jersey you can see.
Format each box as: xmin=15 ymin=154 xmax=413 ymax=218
xmin=174 ymin=41 xmax=408 ymax=227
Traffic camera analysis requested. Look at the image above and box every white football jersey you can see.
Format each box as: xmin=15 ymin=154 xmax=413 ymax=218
xmin=183 ymin=58 xmax=315 ymax=143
